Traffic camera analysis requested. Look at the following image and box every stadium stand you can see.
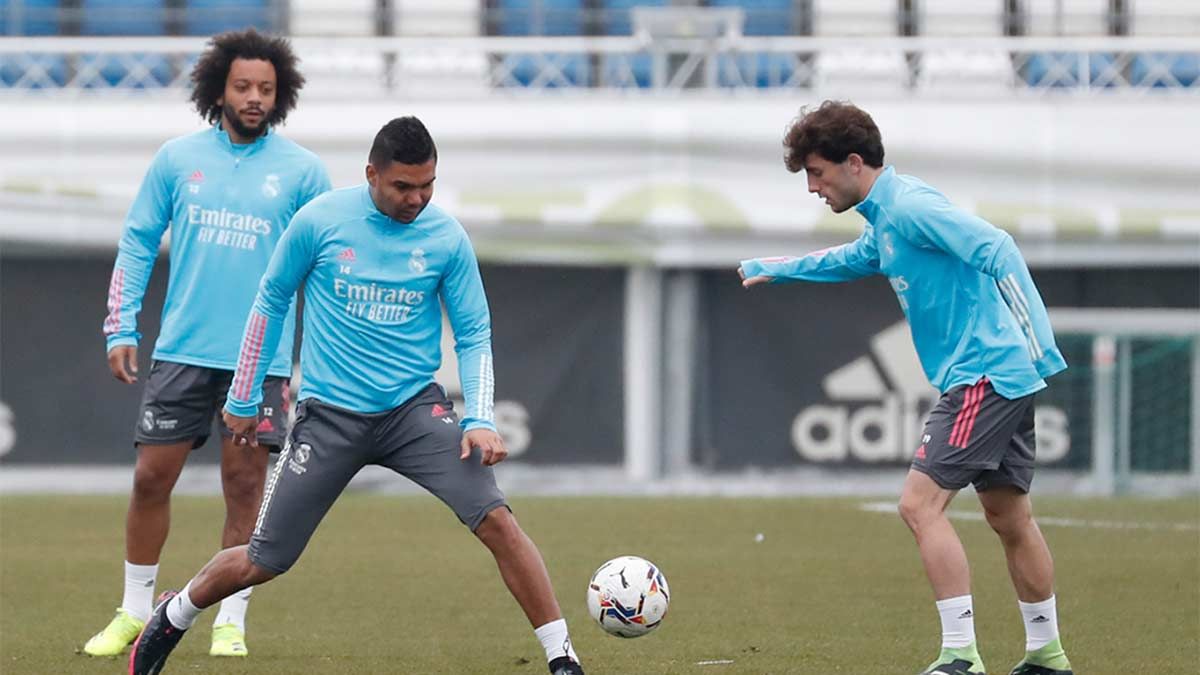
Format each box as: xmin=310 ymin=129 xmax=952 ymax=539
xmin=491 ymin=0 xmax=590 ymax=87
xmin=1 ymin=0 xmax=65 ymax=87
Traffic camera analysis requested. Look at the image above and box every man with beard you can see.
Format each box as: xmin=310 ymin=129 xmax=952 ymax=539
xmin=88 ymin=28 xmax=330 ymax=659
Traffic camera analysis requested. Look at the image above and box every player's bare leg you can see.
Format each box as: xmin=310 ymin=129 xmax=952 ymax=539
xmin=208 ymin=438 xmax=271 ymax=656
xmin=898 ymin=470 xmax=984 ymax=675
xmin=898 ymin=470 xmax=969 ymax=598
xmin=129 ymin=546 xmax=277 ymax=675
xmin=474 ymin=506 xmax=560 ymax=625
xmin=218 ymin=437 xmax=270 ymax=549
xmin=127 ymin=441 xmax=193 ymax=564
xmin=978 ymin=487 xmax=1072 ymax=674
xmin=474 ymin=506 xmax=582 ymax=674
xmin=83 ymin=441 xmax=192 ymax=656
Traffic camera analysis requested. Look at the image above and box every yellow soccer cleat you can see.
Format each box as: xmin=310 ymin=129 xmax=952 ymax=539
xmin=83 ymin=609 xmax=146 ymax=656
xmin=209 ymin=623 xmax=248 ymax=657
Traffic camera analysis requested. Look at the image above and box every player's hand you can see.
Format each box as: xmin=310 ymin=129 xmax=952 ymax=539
xmin=223 ymin=411 xmax=259 ymax=447
xmin=107 ymin=345 xmax=139 ymax=384
xmin=461 ymin=428 xmax=508 ymax=466
xmin=737 ymin=266 xmax=770 ymax=288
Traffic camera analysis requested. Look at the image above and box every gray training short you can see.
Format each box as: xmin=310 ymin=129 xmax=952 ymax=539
xmin=247 ymin=384 xmax=508 ymax=574
xmin=134 ymin=360 xmax=290 ymax=450
xmin=911 ymin=377 xmax=1037 ymax=493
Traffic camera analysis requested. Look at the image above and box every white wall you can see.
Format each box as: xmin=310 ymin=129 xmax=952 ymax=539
xmin=2 ymin=96 xmax=1197 ymax=261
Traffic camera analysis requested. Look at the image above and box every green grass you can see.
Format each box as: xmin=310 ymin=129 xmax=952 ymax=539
xmin=2 ymin=494 xmax=1197 ymax=674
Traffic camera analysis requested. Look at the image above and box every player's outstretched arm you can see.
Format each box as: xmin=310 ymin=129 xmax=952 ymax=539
xmin=738 ymin=231 xmax=880 ymax=287
xmin=737 ymin=266 xmax=772 ymax=288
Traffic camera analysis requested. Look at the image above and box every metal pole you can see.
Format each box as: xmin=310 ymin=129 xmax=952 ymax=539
xmin=1091 ymin=335 xmax=1117 ymax=496
xmin=662 ymin=271 xmax=698 ymax=477
xmin=624 ymin=266 xmax=663 ymax=481
xmin=1115 ymin=337 xmax=1133 ymax=495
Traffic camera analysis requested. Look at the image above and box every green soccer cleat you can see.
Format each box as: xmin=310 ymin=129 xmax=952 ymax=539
xmin=920 ymin=644 xmax=987 ymax=675
xmin=82 ymin=608 xmax=145 ymax=656
xmin=209 ymin=623 xmax=248 ymax=657
xmin=1009 ymin=638 xmax=1072 ymax=675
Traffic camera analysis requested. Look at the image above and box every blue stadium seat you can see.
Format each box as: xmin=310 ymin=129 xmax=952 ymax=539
xmin=0 ymin=0 xmax=65 ymax=87
xmin=185 ymin=0 xmax=272 ymax=36
xmin=708 ymin=0 xmax=794 ymax=37
xmin=1 ymin=0 xmax=59 ymax=35
xmin=600 ymin=0 xmax=666 ymax=88
xmin=1131 ymin=52 xmax=1200 ymax=88
xmin=709 ymin=0 xmax=797 ymax=88
xmin=1020 ymin=52 xmax=1119 ymax=89
xmin=495 ymin=0 xmax=589 ymax=87
xmin=80 ymin=0 xmax=172 ymax=88
xmin=82 ymin=0 xmax=165 ymax=35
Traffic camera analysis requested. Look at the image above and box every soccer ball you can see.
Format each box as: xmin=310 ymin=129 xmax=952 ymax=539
xmin=585 ymin=555 xmax=670 ymax=638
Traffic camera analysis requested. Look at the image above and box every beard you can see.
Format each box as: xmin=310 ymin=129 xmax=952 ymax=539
xmin=222 ymin=101 xmax=268 ymax=140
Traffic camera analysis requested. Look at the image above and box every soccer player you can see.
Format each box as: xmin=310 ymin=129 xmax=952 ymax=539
xmin=89 ymin=29 xmax=330 ymax=659
xmin=129 ymin=117 xmax=585 ymax=675
xmin=738 ymin=101 xmax=1073 ymax=675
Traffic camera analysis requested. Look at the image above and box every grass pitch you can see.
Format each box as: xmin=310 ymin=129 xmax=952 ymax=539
xmin=1 ymin=494 xmax=1197 ymax=674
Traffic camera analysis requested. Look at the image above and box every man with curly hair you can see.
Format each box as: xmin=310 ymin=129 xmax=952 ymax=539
xmin=739 ymin=101 xmax=1072 ymax=675
xmin=87 ymin=28 xmax=330 ymax=659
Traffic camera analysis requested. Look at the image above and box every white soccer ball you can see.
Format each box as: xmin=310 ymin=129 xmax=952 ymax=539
xmin=585 ymin=555 xmax=670 ymax=638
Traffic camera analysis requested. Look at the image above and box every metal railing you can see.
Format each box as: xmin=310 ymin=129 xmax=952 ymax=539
xmin=0 ymin=35 xmax=1198 ymax=96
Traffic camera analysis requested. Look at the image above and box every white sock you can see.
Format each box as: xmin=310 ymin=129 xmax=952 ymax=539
xmin=165 ymin=582 xmax=202 ymax=630
xmin=533 ymin=618 xmax=579 ymax=665
xmin=213 ymin=587 xmax=252 ymax=631
xmin=120 ymin=562 xmax=158 ymax=623
xmin=935 ymin=595 xmax=976 ymax=650
xmin=1019 ymin=595 xmax=1060 ymax=652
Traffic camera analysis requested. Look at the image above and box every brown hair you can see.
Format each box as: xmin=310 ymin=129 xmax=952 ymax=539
xmin=783 ymin=100 xmax=884 ymax=173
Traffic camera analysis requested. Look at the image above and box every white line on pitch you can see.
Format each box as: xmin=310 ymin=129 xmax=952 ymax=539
xmin=859 ymin=501 xmax=1199 ymax=532
xmin=696 ymin=660 xmax=735 ymax=666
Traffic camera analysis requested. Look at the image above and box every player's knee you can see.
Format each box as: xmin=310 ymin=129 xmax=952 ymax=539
xmin=242 ymin=548 xmax=289 ymax=583
xmin=984 ymin=506 xmax=1029 ymax=540
xmin=131 ymin=463 xmax=178 ymax=502
xmin=221 ymin=469 xmax=264 ymax=507
xmin=896 ymin=494 xmax=923 ymax=530
xmin=474 ymin=506 xmax=520 ymax=548
xmin=243 ymin=559 xmax=279 ymax=586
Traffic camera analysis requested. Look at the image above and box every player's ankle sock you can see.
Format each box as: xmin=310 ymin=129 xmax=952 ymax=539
xmin=1019 ymin=595 xmax=1059 ymax=652
xmin=935 ymin=594 xmax=976 ymax=650
xmin=213 ymin=586 xmax=252 ymax=631
xmin=166 ymin=582 xmax=202 ymax=630
xmin=534 ymin=618 xmax=579 ymax=665
xmin=121 ymin=561 xmax=158 ymax=623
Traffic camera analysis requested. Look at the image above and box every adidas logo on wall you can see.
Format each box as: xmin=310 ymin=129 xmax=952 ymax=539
xmin=790 ymin=322 xmax=1070 ymax=464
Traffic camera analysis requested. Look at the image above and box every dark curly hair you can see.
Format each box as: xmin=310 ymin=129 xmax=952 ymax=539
xmin=189 ymin=28 xmax=304 ymax=127
xmin=369 ymin=117 xmax=438 ymax=167
xmin=783 ymin=100 xmax=884 ymax=173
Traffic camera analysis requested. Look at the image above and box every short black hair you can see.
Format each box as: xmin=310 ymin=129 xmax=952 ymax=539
xmin=369 ymin=117 xmax=438 ymax=167
xmin=783 ymin=100 xmax=885 ymax=172
xmin=190 ymin=28 xmax=303 ymax=127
